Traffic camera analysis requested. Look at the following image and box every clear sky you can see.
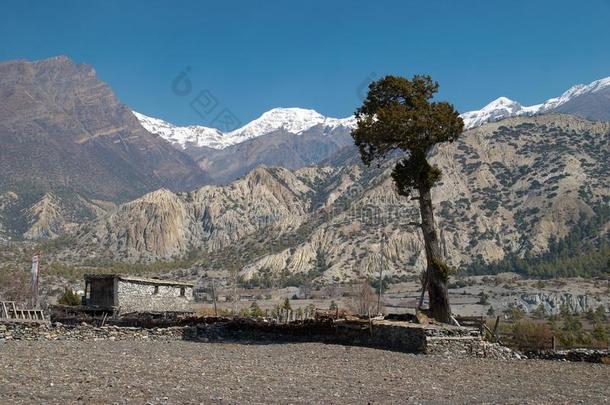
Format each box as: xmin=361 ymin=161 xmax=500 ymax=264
xmin=1 ymin=0 xmax=609 ymax=128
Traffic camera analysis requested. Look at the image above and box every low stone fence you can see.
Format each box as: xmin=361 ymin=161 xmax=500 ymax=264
xmin=0 ymin=323 xmax=183 ymax=341
xmin=0 ymin=319 xmax=523 ymax=361
xmin=183 ymin=318 xmax=431 ymax=353
xmin=524 ymin=349 xmax=610 ymax=364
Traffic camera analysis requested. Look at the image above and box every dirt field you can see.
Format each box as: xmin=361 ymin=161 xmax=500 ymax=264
xmin=1 ymin=340 xmax=609 ymax=404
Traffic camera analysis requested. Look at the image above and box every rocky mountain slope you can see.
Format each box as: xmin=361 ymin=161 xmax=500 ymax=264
xmin=74 ymin=114 xmax=609 ymax=283
xmin=0 ymin=56 xmax=211 ymax=237
xmin=78 ymin=165 xmax=326 ymax=260
xmin=0 ymin=56 xmax=213 ymax=239
xmin=0 ymin=190 xmax=116 ymax=240
xmin=136 ymin=109 xmax=355 ymax=183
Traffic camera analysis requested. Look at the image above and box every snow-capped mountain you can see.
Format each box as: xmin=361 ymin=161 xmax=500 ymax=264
xmin=459 ymin=97 xmax=541 ymax=129
xmin=135 ymin=108 xmax=356 ymax=150
xmin=461 ymin=76 xmax=610 ymax=129
xmin=133 ymin=112 xmax=227 ymax=149
xmin=137 ymin=76 xmax=610 ymax=145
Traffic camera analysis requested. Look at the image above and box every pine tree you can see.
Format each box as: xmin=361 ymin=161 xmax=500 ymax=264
xmin=352 ymin=75 xmax=463 ymax=322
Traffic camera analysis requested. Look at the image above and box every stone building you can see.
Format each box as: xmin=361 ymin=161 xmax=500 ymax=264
xmin=83 ymin=274 xmax=194 ymax=315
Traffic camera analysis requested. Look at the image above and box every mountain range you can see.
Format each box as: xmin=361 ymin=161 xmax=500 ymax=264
xmin=136 ymin=76 xmax=610 ymax=144
xmin=73 ymin=114 xmax=608 ymax=283
xmin=0 ymin=55 xmax=608 ymax=284
xmin=460 ymin=77 xmax=610 ymax=128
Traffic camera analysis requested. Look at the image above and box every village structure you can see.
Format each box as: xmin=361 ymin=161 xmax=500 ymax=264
xmin=83 ymin=274 xmax=195 ymax=315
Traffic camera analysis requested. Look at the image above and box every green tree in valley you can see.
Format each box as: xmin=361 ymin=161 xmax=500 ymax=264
xmin=352 ymin=75 xmax=463 ymax=322
xmin=249 ymin=301 xmax=264 ymax=317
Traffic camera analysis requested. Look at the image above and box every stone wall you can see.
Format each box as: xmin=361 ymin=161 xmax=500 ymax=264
xmin=0 ymin=319 xmax=524 ymax=361
xmin=183 ymin=319 xmax=430 ymax=353
xmin=0 ymin=323 xmax=183 ymax=341
xmin=117 ymin=281 xmax=194 ymax=314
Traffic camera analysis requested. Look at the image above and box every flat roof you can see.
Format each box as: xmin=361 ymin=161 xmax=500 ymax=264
xmin=84 ymin=274 xmax=194 ymax=287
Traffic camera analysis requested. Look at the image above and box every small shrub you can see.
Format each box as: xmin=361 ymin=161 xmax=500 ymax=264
xmin=511 ymin=319 xmax=552 ymax=350
xmin=249 ymin=301 xmax=264 ymax=318
xmin=57 ymin=288 xmax=81 ymax=306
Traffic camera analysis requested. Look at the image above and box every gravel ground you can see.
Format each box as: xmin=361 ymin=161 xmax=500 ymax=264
xmin=1 ymin=340 xmax=609 ymax=404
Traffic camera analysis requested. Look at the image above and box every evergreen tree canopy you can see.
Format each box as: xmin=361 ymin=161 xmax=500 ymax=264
xmin=352 ymin=75 xmax=463 ymax=197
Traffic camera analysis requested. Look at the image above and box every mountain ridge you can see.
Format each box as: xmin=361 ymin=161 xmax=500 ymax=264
xmin=0 ymin=56 xmax=208 ymax=201
xmin=136 ymin=74 xmax=610 ymax=148
xmin=70 ymin=114 xmax=610 ymax=284
xmin=461 ymin=76 xmax=610 ymax=129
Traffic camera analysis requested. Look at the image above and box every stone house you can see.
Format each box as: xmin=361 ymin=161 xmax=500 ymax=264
xmin=83 ymin=274 xmax=194 ymax=315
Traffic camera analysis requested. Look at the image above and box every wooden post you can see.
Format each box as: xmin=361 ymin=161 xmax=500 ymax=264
xmin=552 ymin=335 xmax=556 ymax=351
xmin=377 ymin=254 xmax=383 ymax=315
xmin=211 ymin=279 xmax=218 ymax=317
xmin=492 ymin=315 xmax=500 ymax=342
xmin=1 ymin=302 xmax=7 ymax=318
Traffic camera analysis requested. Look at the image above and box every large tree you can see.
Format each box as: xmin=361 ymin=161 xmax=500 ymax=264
xmin=352 ymin=75 xmax=463 ymax=323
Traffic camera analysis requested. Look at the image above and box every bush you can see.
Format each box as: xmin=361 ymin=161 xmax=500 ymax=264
xmin=511 ymin=319 xmax=552 ymax=350
xmin=477 ymin=291 xmax=489 ymax=305
xmin=249 ymin=301 xmax=264 ymax=317
xmin=57 ymin=288 xmax=81 ymax=306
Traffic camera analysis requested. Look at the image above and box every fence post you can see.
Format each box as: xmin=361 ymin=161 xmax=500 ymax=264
xmin=492 ymin=316 xmax=500 ymax=342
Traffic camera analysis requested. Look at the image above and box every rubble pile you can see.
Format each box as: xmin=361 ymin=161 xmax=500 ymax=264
xmin=426 ymin=336 xmax=524 ymax=360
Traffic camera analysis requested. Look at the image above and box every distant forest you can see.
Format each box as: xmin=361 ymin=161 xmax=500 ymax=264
xmin=466 ymin=204 xmax=610 ymax=278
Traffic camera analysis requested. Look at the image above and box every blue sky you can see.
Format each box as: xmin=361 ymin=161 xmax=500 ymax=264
xmin=1 ymin=0 xmax=609 ymax=128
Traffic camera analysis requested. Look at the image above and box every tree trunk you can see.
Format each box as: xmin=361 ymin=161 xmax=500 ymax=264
xmin=417 ymin=184 xmax=451 ymax=323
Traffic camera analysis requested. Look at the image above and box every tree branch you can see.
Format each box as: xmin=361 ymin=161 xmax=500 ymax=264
xmin=406 ymin=222 xmax=422 ymax=227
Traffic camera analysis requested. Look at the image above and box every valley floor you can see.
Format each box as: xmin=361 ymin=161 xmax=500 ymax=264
xmin=0 ymin=341 xmax=609 ymax=404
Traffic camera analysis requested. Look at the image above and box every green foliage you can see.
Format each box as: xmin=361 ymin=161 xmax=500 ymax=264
xmin=504 ymin=305 xmax=525 ymax=321
xmin=249 ymin=301 xmax=264 ymax=318
xmin=244 ymin=266 xmax=326 ymax=289
xmin=352 ymin=75 xmax=462 ymax=202
xmin=592 ymin=322 xmax=609 ymax=343
xmin=353 ymin=75 xmax=463 ymax=165
xmin=555 ymin=304 xmax=585 ymax=347
xmin=431 ymin=257 xmax=454 ymax=282
xmin=329 ymin=300 xmax=338 ymax=311
xmin=465 ymin=204 xmax=610 ymax=278
xmin=57 ymin=288 xmax=81 ymax=306
xmin=282 ymin=298 xmax=291 ymax=311
xmin=511 ymin=319 xmax=552 ymax=351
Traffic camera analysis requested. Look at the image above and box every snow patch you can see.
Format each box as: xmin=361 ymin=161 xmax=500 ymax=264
xmin=135 ymin=108 xmax=356 ymax=150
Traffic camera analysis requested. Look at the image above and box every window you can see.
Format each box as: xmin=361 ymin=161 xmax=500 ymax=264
xmin=153 ymin=286 xmax=159 ymax=294
xmin=180 ymin=287 xmax=186 ymax=297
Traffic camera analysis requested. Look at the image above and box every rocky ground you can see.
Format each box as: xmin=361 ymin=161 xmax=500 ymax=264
xmin=1 ymin=340 xmax=609 ymax=404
